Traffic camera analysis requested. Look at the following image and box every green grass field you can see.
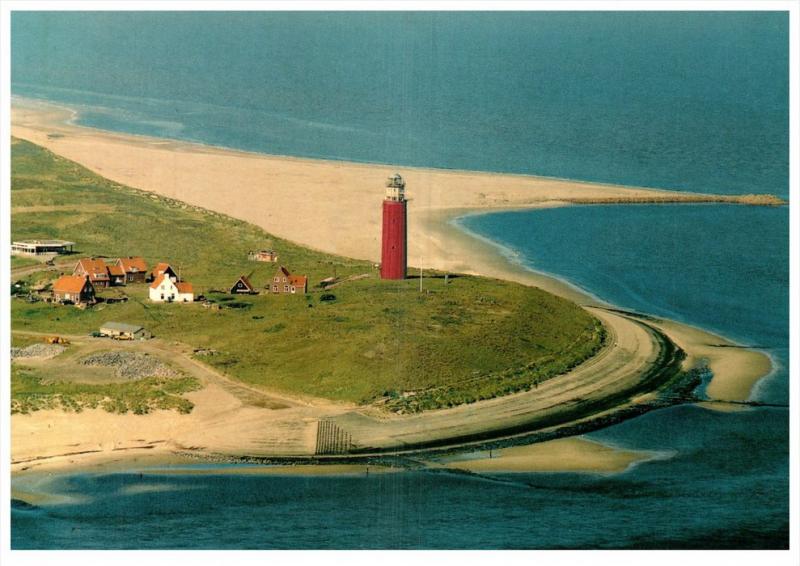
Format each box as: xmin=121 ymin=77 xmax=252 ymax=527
xmin=11 ymin=137 xmax=605 ymax=411
xmin=10 ymin=255 xmax=43 ymax=270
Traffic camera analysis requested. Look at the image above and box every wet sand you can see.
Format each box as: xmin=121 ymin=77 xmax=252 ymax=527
xmin=438 ymin=437 xmax=662 ymax=474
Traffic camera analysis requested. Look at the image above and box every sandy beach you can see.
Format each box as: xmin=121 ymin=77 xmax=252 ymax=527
xmin=9 ymin=97 xmax=776 ymax=477
xmin=437 ymin=437 xmax=663 ymax=474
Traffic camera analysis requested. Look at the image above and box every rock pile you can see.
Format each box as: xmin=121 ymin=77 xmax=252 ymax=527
xmin=80 ymin=351 xmax=178 ymax=380
xmin=10 ymin=344 xmax=66 ymax=360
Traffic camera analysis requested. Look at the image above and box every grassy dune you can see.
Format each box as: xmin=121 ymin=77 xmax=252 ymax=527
xmin=11 ymin=138 xmax=604 ymax=409
xmin=11 ymin=365 xmax=200 ymax=415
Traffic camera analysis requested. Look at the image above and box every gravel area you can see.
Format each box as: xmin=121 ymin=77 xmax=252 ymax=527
xmin=11 ymin=344 xmax=66 ymax=360
xmin=80 ymin=351 xmax=178 ymax=380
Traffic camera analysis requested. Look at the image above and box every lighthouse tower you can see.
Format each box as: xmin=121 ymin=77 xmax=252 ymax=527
xmin=380 ymin=174 xmax=407 ymax=280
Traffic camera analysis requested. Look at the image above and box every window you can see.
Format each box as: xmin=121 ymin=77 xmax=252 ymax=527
xmin=272 ymin=285 xmax=278 ymax=292
xmin=290 ymin=286 xmax=296 ymax=293
xmin=282 ymin=277 xmax=287 ymax=282
xmin=160 ymin=294 xmax=164 ymax=300
xmin=284 ymin=285 xmax=289 ymax=292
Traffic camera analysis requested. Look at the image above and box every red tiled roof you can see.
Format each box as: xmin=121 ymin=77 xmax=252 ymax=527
xmin=149 ymin=273 xmax=167 ymax=289
xmin=152 ymin=262 xmax=175 ymax=277
xmin=118 ymin=256 xmax=148 ymax=273
xmin=107 ymin=264 xmax=125 ymax=277
xmin=53 ymin=275 xmax=91 ymax=294
xmin=175 ymin=281 xmax=193 ymax=294
xmin=75 ymin=258 xmax=110 ymax=281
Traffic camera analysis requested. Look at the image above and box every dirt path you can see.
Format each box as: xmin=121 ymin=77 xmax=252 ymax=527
xmin=11 ymin=330 xmax=332 ymax=410
xmin=11 ymin=257 xmax=75 ymax=279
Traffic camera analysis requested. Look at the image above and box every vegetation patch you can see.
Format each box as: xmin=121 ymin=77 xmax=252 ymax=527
xmin=11 ymin=365 xmax=200 ymax=415
xmin=385 ymin=320 xmax=606 ymax=413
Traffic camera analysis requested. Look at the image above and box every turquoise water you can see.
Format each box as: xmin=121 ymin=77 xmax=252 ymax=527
xmin=459 ymin=203 xmax=790 ymax=404
xmin=10 ymin=12 xmax=790 ymax=549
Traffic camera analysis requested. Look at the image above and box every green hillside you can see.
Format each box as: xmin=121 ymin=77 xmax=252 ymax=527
xmin=10 ymin=138 xmax=605 ymax=411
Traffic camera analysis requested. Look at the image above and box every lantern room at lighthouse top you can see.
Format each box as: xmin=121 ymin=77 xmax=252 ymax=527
xmin=385 ymin=173 xmax=406 ymax=201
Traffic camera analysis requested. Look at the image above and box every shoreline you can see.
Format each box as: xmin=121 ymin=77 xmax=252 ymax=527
xmin=9 ymin=97 xmax=776 ymax=479
xmin=12 ymin=93 xmax=789 ymax=203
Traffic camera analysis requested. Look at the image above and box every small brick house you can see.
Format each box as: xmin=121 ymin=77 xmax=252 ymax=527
xmin=73 ymin=257 xmax=111 ymax=288
xmin=52 ymin=274 xmax=96 ymax=305
xmin=116 ymin=257 xmax=148 ymax=283
xmin=107 ymin=263 xmax=126 ymax=286
xmin=270 ymin=266 xmax=308 ymax=295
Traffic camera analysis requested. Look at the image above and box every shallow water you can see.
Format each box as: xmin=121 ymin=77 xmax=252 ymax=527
xmin=10 ymin=406 xmax=788 ymax=550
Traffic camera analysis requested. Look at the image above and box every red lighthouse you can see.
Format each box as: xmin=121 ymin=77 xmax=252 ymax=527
xmin=380 ymin=174 xmax=407 ymax=280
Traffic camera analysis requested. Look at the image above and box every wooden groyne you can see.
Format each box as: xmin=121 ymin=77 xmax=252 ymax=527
xmin=315 ymin=420 xmax=353 ymax=455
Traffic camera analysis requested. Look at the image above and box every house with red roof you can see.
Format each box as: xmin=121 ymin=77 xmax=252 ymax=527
xmin=270 ymin=266 xmax=308 ymax=295
xmin=149 ymin=273 xmax=194 ymax=303
xmin=52 ymin=275 xmax=96 ymax=305
xmin=116 ymin=256 xmax=149 ymax=283
xmin=107 ymin=263 xmax=126 ymax=286
xmin=150 ymin=262 xmax=178 ymax=282
xmin=73 ymin=257 xmax=111 ymax=288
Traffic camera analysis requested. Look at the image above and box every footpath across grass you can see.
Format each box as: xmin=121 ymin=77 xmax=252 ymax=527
xmin=11 ymin=137 xmax=605 ymax=410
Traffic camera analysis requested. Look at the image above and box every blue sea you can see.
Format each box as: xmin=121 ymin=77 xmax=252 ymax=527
xmin=10 ymin=12 xmax=790 ymax=549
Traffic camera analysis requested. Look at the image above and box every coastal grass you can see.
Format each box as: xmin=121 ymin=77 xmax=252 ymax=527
xmin=11 ymin=137 xmax=604 ymax=409
xmin=11 ymin=255 xmax=43 ymax=270
xmin=10 ymin=365 xmax=201 ymax=415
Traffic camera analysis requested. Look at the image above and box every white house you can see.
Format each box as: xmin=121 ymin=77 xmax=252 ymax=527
xmin=149 ymin=273 xmax=194 ymax=303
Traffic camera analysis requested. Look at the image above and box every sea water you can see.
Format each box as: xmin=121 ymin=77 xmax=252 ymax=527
xmin=11 ymin=11 xmax=788 ymax=197
xmin=9 ymin=12 xmax=790 ymax=548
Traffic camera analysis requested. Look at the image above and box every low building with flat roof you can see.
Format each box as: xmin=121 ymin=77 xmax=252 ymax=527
xmin=11 ymin=239 xmax=76 ymax=256
xmin=99 ymin=322 xmax=151 ymax=340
